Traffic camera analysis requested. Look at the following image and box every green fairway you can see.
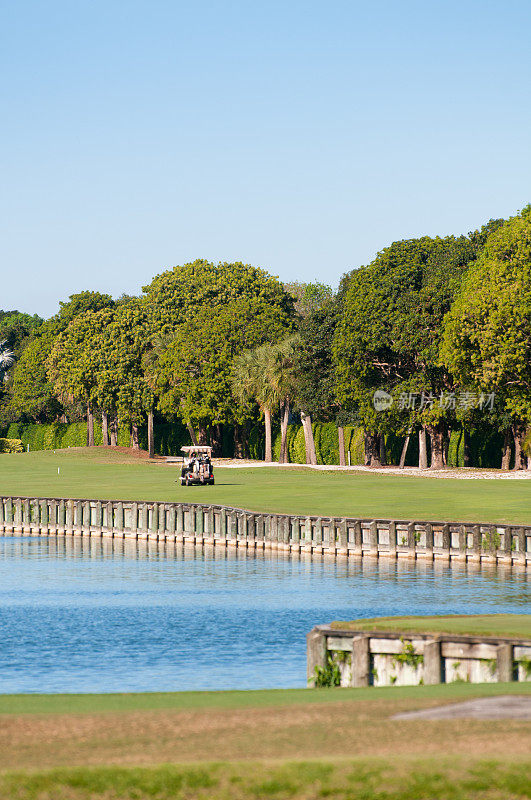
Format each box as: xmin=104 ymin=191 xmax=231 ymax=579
xmin=0 ymin=680 xmax=529 ymax=716
xmin=331 ymin=614 xmax=531 ymax=639
xmin=1 ymin=447 xmax=531 ymax=523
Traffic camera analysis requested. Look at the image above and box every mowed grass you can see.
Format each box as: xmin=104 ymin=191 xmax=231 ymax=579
xmin=1 ymin=447 xmax=531 ymax=523
xmin=0 ymin=684 xmax=530 ymax=799
xmin=1 ymin=680 xmax=530 ymax=716
xmin=331 ymin=613 xmax=531 ymax=639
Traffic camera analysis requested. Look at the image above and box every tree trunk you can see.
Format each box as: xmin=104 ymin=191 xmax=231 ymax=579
xmin=186 ymin=422 xmax=198 ymax=446
xmin=302 ymin=421 xmax=310 ymax=464
xmin=147 ymin=411 xmax=154 ymax=459
xmin=279 ymin=399 xmax=289 ymax=463
xmin=242 ymin=419 xmax=250 ymax=459
xmin=379 ymin=433 xmax=387 ymax=466
xmin=101 ymin=411 xmax=109 ymax=446
xmin=87 ymin=403 xmax=95 ymax=447
xmin=364 ymin=431 xmax=382 ymax=468
xmin=131 ymin=423 xmax=139 ymax=450
xmin=233 ymin=423 xmax=245 ymax=459
xmin=210 ymin=423 xmax=223 ymax=457
xmin=197 ymin=425 xmax=209 ymax=446
xmin=442 ymin=432 xmax=449 ymax=466
xmin=501 ymin=428 xmax=512 ymax=470
xmin=264 ymin=406 xmax=272 ymax=462
xmin=110 ymin=416 xmax=118 ymax=446
xmin=301 ymin=412 xmax=317 ymax=465
xmin=337 ymin=426 xmax=346 ymax=467
xmin=399 ymin=429 xmax=411 ymax=469
xmin=463 ymin=429 xmax=471 ymax=467
xmin=512 ymin=422 xmax=527 ymax=470
xmin=418 ymin=427 xmax=428 ymax=470
xmin=427 ymin=423 xmax=445 ymax=470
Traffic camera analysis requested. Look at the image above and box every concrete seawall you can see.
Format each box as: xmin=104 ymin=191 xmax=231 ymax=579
xmin=307 ymin=625 xmax=531 ymax=687
xmin=0 ymin=495 xmax=530 ymax=567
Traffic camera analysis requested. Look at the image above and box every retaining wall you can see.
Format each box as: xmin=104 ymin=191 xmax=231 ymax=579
xmin=307 ymin=625 xmax=531 ymax=687
xmin=0 ymin=495 xmax=530 ymax=567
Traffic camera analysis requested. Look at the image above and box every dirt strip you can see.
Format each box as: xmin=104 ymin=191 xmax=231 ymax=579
xmin=1 ymin=697 xmax=530 ymax=771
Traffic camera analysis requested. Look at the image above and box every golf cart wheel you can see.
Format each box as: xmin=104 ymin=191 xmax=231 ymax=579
xmin=180 ymin=478 xmax=185 ymax=486
xmin=209 ymin=477 xmax=215 ymax=485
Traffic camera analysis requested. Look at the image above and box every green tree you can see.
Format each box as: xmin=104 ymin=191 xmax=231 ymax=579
xmin=8 ymin=295 xmax=114 ymax=427
xmin=9 ymin=325 xmax=62 ymax=422
xmin=334 ymin=235 xmax=478 ymax=468
xmin=441 ymin=206 xmax=531 ymax=469
xmin=155 ymin=296 xmax=290 ymax=454
xmin=46 ymin=311 xmax=114 ymax=445
xmin=99 ymin=300 xmax=154 ymax=450
xmin=54 ymin=291 xmax=114 ymax=330
xmin=283 ymin=281 xmax=334 ymax=319
xmin=0 ymin=341 xmax=15 ymax=391
xmin=149 ymin=261 xmax=294 ymax=452
xmin=0 ymin=311 xmax=43 ymax=355
xmin=0 ymin=311 xmax=44 ymax=422
xmin=144 ymin=259 xmax=294 ymax=333
xmin=294 ymin=296 xmax=351 ymax=464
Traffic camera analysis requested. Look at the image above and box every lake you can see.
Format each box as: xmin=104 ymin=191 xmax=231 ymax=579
xmin=0 ymin=536 xmax=528 ymax=694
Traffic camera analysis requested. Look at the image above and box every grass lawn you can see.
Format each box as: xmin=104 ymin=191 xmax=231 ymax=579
xmin=0 ymin=683 xmax=529 ymax=799
xmin=330 ymin=613 xmax=531 ymax=639
xmin=1 ymin=679 xmax=530 ymax=716
xmin=1 ymin=758 xmax=529 ymax=800
xmin=1 ymin=447 xmax=531 ymax=523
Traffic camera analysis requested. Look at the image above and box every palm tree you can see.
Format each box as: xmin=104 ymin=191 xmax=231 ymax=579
xmin=0 ymin=341 xmax=15 ymax=383
xmin=233 ymin=335 xmax=318 ymax=465
xmin=276 ymin=335 xmax=318 ymax=465
xmin=233 ymin=344 xmax=282 ymax=462
xmin=269 ymin=336 xmax=298 ymax=464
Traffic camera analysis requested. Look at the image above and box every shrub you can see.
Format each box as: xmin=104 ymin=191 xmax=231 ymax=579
xmin=248 ymin=422 xmax=266 ymax=460
xmin=345 ymin=426 xmax=364 ymax=465
xmin=0 ymin=438 xmax=24 ymax=453
xmin=312 ymin=654 xmax=341 ymax=687
xmin=270 ymin=422 xmax=367 ymax=465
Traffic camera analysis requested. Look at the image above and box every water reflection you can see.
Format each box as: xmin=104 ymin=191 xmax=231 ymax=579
xmin=0 ymin=536 xmax=528 ymax=694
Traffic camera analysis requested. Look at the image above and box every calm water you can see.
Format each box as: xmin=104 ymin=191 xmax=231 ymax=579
xmin=0 ymin=536 xmax=529 ymax=694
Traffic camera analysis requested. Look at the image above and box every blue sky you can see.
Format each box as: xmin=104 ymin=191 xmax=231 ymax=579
xmin=2 ymin=0 xmax=530 ymax=317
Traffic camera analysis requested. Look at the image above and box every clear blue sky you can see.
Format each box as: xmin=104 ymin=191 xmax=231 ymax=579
xmin=2 ymin=0 xmax=530 ymax=318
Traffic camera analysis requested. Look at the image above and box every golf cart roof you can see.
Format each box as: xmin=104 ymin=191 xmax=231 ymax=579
xmin=181 ymin=446 xmax=212 ymax=454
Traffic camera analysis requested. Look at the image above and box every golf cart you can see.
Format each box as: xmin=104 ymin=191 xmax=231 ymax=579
xmin=180 ymin=446 xmax=215 ymax=486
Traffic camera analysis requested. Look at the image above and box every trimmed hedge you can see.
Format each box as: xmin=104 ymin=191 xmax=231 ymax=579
xmin=269 ymin=423 xmax=504 ymax=467
xmin=6 ymin=422 xmax=129 ymax=452
xmin=138 ymin=422 xmax=191 ymax=456
xmin=447 ymin=427 xmax=504 ymax=468
xmin=272 ymin=422 xmax=366 ymax=465
xmin=0 ymin=420 xmax=506 ymax=467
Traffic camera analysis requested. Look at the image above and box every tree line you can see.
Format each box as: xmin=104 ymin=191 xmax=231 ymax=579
xmin=1 ymin=205 xmax=530 ymax=469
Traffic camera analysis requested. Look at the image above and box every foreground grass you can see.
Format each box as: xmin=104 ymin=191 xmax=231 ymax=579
xmin=1 ymin=758 xmax=530 ymax=800
xmin=331 ymin=613 xmax=531 ymax=639
xmin=1 ymin=448 xmax=531 ymax=522
xmin=1 ymin=684 xmax=529 ymax=795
